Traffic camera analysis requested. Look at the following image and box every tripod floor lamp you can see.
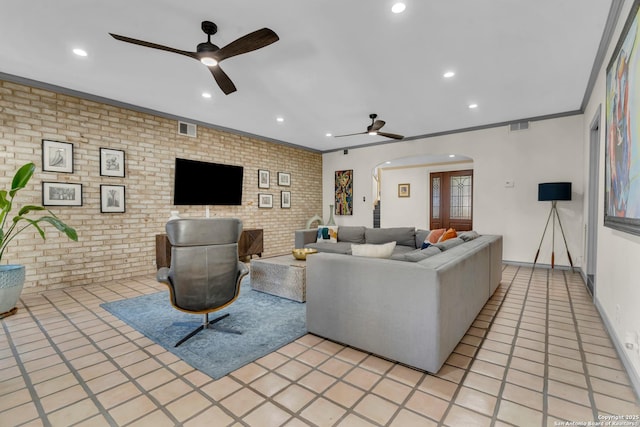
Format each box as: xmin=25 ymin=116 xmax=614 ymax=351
xmin=533 ymin=182 xmax=574 ymax=272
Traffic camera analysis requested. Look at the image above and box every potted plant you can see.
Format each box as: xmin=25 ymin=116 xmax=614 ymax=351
xmin=0 ymin=162 xmax=78 ymax=318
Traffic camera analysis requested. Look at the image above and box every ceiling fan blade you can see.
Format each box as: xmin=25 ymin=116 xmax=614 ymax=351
xmin=334 ymin=132 xmax=367 ymax=138
xmin=370 ymin=120 xmax=386 ymax=132
xmin=208 ymin=65 xmax=237 ymax=95
xmin=214 ymin=28 xmax=279 ymax=62
xmin=377 ymin=131 xmax=404 ymax=140
xmin=109 ymin=33 xmax=197 ymax=60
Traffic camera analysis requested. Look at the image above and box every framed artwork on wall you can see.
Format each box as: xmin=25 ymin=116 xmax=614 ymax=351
xmin=100 ymin=148 xmax=125 ymax=177
xmin=42 ymin=182 xmax=82 ymax=206
xmin=100 ymin=185 xmax=126 ymax=213
xmin=335 ymin=169 xmax=353 ymax=215
xmin=281 ymin=191 xmax=291 ymax=208
xmin=42 ymin=140 xmax=73 ymax=173
xmin=398 ymin=183 xmax=410 ymax=198
xmin=604 ymin=0 xmax=640 ymax=236
xmin=278 ymin=172 xmax=291 ymax=186
xmin=258 ymin=193 xmax=273 ymax=208
xmin=258 ymin=169 xmax=270 ymax=189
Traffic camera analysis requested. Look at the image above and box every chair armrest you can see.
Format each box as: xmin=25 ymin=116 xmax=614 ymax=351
xmin=295 ymin=229 xmax=318 ymax=248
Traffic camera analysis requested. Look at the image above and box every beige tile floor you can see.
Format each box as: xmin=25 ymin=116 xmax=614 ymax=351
xmin=1 ymin=265 xmax=639 ymax=426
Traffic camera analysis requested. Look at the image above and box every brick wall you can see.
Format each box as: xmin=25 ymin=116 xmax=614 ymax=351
xmin=0 ymin=80 xmax=323 ymax=292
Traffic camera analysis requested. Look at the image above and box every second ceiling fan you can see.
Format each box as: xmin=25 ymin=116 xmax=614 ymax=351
xmin=110 ymin=20 xmax=279 ymax=95
xmin=334 ymin=114 xmax=404 ymax=140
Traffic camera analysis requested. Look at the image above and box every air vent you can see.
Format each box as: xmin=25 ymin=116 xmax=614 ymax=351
xmin=509 ymin=121 xmax=529 ymax=132
xmin=178 ymin=121 xmax=197 ymax=137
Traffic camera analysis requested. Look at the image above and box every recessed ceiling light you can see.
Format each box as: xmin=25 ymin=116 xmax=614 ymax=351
xmin=325 ymin=133 xmax=332 ymax=137
xmin=391 ymin=3 xmax=406 ymax=13
xmin=201 ymin=92 xmax=212 ymax=99
xmin=385 ymin=161 xmax=391 ymax=164
xmin=276 ymin=117 xmax=284 ymax=123
xmin=468 ymin=103 xmax=478 ymax=109
xmin=73 ymin=48 xmax=87 ymax=57
xmin=449 ymin=154 xmax=455 ymax=158
xmin=443 ymin=71 xmax=455 ymax=78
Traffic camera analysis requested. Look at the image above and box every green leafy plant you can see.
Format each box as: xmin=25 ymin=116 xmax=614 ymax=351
xmin=0 ymin=163 xmax=78 ymax=262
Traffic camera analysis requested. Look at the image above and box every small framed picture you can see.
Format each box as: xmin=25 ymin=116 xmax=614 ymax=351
xmin=42 ymin=140 xmax=73 ymax=173
xmin=100 ymin=185 xmax=126 ymax=213
xmin=258 ymin=169 xmax=270 ymax=189
xmin=100 ymin=148 xmax=125 ymax=177
xmin=278 ymin=172 xmax=291 ymax=186
xmin=398 ymin=183 xmax=410 ymax=198
xmin=258 ymin=193 xmax=273 ymax=208
xmin=42 ymin=182 xmax=82 ymax=206
xmin=281 ymin=191 xmax=291 ymax=209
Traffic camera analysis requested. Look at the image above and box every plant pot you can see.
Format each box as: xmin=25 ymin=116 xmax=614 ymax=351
xmin=0 ymin=265 xmax=26 ymax=318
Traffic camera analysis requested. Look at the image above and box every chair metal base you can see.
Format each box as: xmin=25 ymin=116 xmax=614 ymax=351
xmin=174 ymin=312 xmax=242 ymax=347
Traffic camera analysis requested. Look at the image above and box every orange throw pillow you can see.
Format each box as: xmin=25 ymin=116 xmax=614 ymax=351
xmin=427 ymin=228 xmax=446 ymax=244
xmin=438 ymin=228 xmax=458 ymax=242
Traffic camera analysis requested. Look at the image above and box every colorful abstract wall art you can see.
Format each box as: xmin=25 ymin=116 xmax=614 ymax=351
xmin=335 ymin=169 xmax=353 ymax=215
xmin=605 ymin=0 xmax=640 ymax=236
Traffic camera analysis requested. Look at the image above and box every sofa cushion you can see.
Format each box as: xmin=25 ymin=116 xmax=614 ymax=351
xmin=317 ymin=226 xmax=338 ymax=243
xmin=338 ymin=226 xmax=366 ymax=243
xmin=458 ymin=230 xmax=480 ymax=242
xmin=415 ymin=229 xmax=430 ymax=248
xmin=433 ymin=237 xmax=464 ymax=251
xmin=404 ymin=246 xmax=442 ymax=262
xmin=365 ymin=227 xmax=416 ymax=247
xmin=351 ymin=242 xmax=396 ymax=258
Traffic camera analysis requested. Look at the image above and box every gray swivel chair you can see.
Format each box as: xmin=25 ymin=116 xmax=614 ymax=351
xmin=156 ymin=218 xmax=249 ymax=347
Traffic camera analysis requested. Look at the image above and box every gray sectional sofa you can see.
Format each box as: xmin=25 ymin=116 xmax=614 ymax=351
xmin=297 ymin=226 xmax=502 ymax=373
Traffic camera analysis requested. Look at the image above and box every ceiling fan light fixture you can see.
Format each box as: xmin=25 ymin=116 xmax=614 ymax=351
xmin=368 ymin=131 xmax=378 ymax=136
xmin=391 ymin=3 xmax=406 ymax=13
xmin=200 ymin=56 xmax=218 ymax=67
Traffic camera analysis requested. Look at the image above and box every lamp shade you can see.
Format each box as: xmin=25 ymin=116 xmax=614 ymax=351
xmin=538 ymin=182 xmax=571 ymax=201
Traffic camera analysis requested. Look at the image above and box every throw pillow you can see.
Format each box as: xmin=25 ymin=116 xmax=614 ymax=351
xmin=427 ymin=228 xmax=446 ymax=244
xmin=351 ymin=241 xmax=396 ymax=258
xmin=421 ymin=241 xmax=432 ymax=249
xmin=438 ymin=228 xmax=458 ymax=243
xmin=317 ymin=226 xmax=338 ymax=243
xmin=458 ymin=230 xmax=480 ymax=242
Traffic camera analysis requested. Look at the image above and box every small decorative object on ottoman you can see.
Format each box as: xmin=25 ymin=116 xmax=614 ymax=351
xmin=292 ymin=248 xmax=318 ymax=260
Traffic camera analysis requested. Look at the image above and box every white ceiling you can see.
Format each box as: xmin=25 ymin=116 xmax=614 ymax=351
xmin=0 ymin=1 xmax=614 ymax=153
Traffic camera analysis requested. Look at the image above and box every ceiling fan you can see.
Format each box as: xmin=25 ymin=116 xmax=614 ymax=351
xmin=334 ymin=114 xmax=404 ymax=140
xmin=109 ymin=21 xmax=279 ymax=95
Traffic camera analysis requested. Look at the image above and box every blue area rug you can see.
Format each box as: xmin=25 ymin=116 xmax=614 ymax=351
xmin=100 ymin=278 xmax=306 ymax=379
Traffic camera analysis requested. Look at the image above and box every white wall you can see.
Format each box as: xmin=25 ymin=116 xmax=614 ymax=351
xmin=583 ymin=0 xmax=640 ymax=394
xmin=322 ymin=115 xmax=585 ymax=267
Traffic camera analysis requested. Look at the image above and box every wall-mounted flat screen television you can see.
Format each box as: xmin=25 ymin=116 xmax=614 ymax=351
xmin=173 ymin=158 xmax=243 ymax=205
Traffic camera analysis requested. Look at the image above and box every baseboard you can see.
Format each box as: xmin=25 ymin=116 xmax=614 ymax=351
xmin=595 ymin=298 xmax=640 ymax=402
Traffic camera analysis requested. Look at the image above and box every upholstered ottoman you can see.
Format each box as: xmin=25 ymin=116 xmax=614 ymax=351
xmin=249 ymin=255 xmax=307 ymax=302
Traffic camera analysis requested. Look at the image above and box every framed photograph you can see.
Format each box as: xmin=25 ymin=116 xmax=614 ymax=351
xmin=605 ymin=0 xmax=640 ymax=236
xmin=258 ymin=193 xmax=273 ymax=208
xmin=398 ymin=183 xmax=411 ymax=198
xmin=42 ymin=182 xmax=82 ymax=206
xmin=100 ymin=185 xmax=126 ymax=213
xmin=100 ymin=148 xmax=125 ymax=177
xmin=281 ymin=191 xmax=291 ymax=208
xmin=42 ymin=140 xmax=73 ymax=173
xmin=278 ymin=172 xmax=291 ymax=186
xmin=258 ymin=169 xmax=270 ymax=189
